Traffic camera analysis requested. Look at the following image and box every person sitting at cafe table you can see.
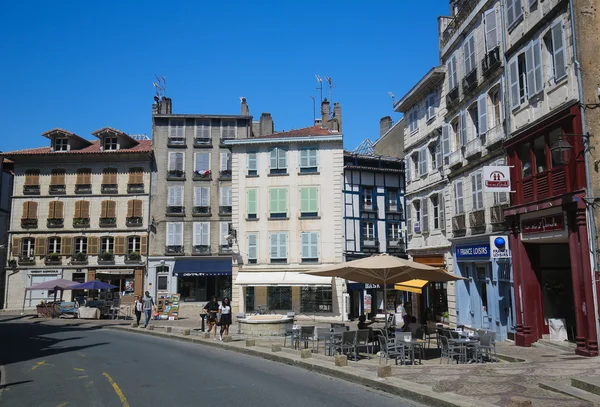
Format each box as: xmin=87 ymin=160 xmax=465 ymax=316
xmin=406 ymin=316 xmax=421 ymax=336
xmin=357 ymin=314 xmax=374 ymax=330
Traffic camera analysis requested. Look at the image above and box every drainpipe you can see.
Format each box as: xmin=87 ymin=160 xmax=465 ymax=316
xmin=569 ymin=0 xmax=600 ymax=348
xmin=499 ymin=0 xmax=511 ymax=142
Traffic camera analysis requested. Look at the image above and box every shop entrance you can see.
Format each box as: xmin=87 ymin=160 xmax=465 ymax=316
xmin=178 ymin=275 xmax=231 ymax=302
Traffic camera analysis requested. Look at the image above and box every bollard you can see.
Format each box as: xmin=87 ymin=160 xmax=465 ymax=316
xmin=377 ymin=365 xmax=392 ymax=378
xmin=183 ymin=329 xmax=191 ymax=336
xmin=300 ymin=349 xmax=312 ymax=359
xmin=334 ymin=354 xmax=348 ymax=367
xmin=246 ymin=339 xmax=256 ymax=347
xmin=203 ymin=333 xmax=211 ymax=339
xmin=271 ymin=344 xmax=282 ymax=352
xmin=222 ymin=335 xmax=233 ymax=342
xmin=165 ymin=327 xmax=172 ymax=333
xmin=147 ymin=325 xmax=155 ymax=331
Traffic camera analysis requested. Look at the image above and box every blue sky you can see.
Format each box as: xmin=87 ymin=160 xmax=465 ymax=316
xmin=0 ymin=0 xmax=449 ymax=152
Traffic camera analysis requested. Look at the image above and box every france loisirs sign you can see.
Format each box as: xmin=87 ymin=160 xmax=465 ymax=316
xmin=483 ymin=166 xmax=511 ymax=193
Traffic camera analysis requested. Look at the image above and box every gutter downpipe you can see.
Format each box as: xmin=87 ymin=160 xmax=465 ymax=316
xmin=569 ymin=0 xmax=600 ymax=348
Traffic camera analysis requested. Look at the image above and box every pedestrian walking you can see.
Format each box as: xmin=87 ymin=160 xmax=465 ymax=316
xmin=142 ymin=291 xmax=155 ymax=328
xmin=218 ymin=297 xmax=232 ymax=341
xmin=204 ymin=296 xmax=220 ymax=338
xmin=134 ymin=295 xmax=143 ymax=326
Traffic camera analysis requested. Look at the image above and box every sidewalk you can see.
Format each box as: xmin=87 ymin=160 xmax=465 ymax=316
xmin=11 ymin=315 xmax=600 ymax=407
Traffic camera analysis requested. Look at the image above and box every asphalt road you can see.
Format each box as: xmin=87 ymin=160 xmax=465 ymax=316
xmin=0 ymin=318 xmax=423 ymax=407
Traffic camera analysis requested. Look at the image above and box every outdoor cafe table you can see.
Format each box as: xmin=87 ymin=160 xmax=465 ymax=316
xmin=321 ymin=331 xmax=344 ymax=356
xmin=395 ymin=338 xmax=425 ymax=365
xmin=450 ymin=338 xmax=480 ymax=363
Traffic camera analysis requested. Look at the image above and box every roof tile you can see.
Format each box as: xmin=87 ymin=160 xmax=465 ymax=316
xmin=3 ymin=140 xmax=152 ymax=157
xmin=254 ymin=125 xmax=340 ymax=139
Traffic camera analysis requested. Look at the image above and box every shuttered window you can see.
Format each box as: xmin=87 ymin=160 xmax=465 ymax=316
xmin=422 ymin=199 xmax=429 ymax=233
xmin=88 ymin=237 xmax=99 ymax=255
xmin=454 ymin=181 xmax=464 ymax=214
xmin=506 ymin=0 xmax=523 ymax=28
xmin=447 ymin=54 xmax=457 ymax=91
xmin=61 ymin=237 xmax=72 ymax=255
xmin=127 ymin=200 xmax=143 ymax=217
xmin=22 ymin=201 xmax=38 ymax=219
xmin=167 ymin=223 xmax=183 ymax=246
xmin=247 ymin=189 xmax=258 ymax=219
xmin=48 ymin=201 xmax=64 ymax=219
xmin=459 ymin=110 xmax=469 ymax=147
xmin=221 ymin=119 xmax=237 ymax=139
xmin=74 ymin=200 xmax=90 ymax=218
xmin=247 ymin=233 xmax=258 ymax=263
xmin=299 ymin=187 xmax=318 ymax=217
xmin=442 ymin=124 xmax=451 ymax=157
xmin=220 ymin=186 xmax=232 ymax=206
xmin=270 ymin=232 xmax=288 ymax=262
xmin=34 ymin=237 xmax=46 ymax=256
xmin=463 ymin=34 xmax=476 ymax=75
xmin=76 ymin=169 xmax=92 ymax=184
xmin=299 ymin=148 xmax=318 ymax=172
xmin=477 ymin=94 xmax=488 ymax=135
xmin=50 ymin=169 xmax=66 ymax=185
xmin=484 ymin=8 xmax=498 ymax=52
xmin=220 ymin=222 xmax=231 ymax=247
xmin=247 ymin=152 xmax=258 ymax=175
xmin=220 ymin=152 xmax=232 ymax=171
xmin=301 ymin=232 xmax=319 ymax=261
xmin=193 ymin=222 xmax=210 ymax=246
xmin=128 ymin=168 xmax=144 ymax=184
xmin=140 ymin=235 xmax=148 ymax=255
xmin=472 ymin=173 xmax=484 ymax=210
xmin=114 ymin=236 xmax=126 ymax=255
xmin=551 ymin=20 xmax=566 ymax=81
xmin=269 ymin=188 xmax=287 ymax=217
xmin=168 ymin=152 xmax=185 ymax=172
xmin=195 ymin=119 xmax=211 ymax=139
xmin=101 ymin=201 xmax=116 ymax=218
xmin=269 ymin=148 xmax=287 ymax=173
xmin=194 ymin=186 xmax=210 ymax=207
xmin=168 ymin=186 xmax=184 ymax=206
xmin=102 ymin=168 xmax=118 ymax=184
xmin=24 ymin=170 xmax=40 ymax=186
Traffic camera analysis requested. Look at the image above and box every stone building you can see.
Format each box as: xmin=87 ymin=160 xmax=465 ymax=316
xmin=373 ymin=116 xmax=405 ymax=158
xmin=0 ymin=159 xmax=14 ymax=308
xmin=2 ymin=128 xmax=152 ymax=309
xmin=147 ymin=97 xmax=270 ymax=311
xmin=227 ymin=100 xmax=345 ymax=320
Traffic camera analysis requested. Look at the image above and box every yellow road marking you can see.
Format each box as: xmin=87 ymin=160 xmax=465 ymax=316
xmin=73 ymin=368 xmax=85 ymax=372
xmin=31 ymin=361 xmax=52 ymax=371
xmin=102 ymin=373 xmax=130 ymax=407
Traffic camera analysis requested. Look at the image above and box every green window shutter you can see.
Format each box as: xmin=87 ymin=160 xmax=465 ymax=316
xmin=309 ymin=187 xmax=318 ymax=213
xmin=299 ymin=149 xmax=308 ymax=168
xmin=270 ymin=189 xmax=276 ymax=214
xmin=247 ymin=189 xmax=257 ymax=215
xmin=300 ymin=188 xmax=309 ymax=213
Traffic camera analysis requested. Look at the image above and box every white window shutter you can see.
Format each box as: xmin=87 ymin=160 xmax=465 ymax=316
xmin=439 ymin=192 xmax=445 ymax=232
xmin=248 ymin=234 xmax=257 ymax=260
xmin=278 ymin=149 xmax=287 ymax=169
xmin=451 ymin=55 xmax=458 ymax=89
xmin=167 ymin=223 xmax=174 ymax=246
xmin=175 ymin=223 xmax=183 ymax=246
xmin=270 ymin=234 xmax=278 ymax=259
xmin=176 ymin=186 xmax=183 ymax=206
xmin=477 ymin=173 xmax=483 ymax=209
xmin=477 ymin=94 xmax=488 ymax=135
xmin=309 ymin=149 xmax=318 ymax=167
xmin=460 ymin=111 xmax=468 ymax=147
xmin=311 ymin=233 xmax=318 ymax=258
xmin=406 ymin=156 xmax=411 ymax=182
xmin=471 ymin=174 xmax=477 ymax=209
xmin=168 ymin=186 xmax=174 ymax=206
xmin=532 ymin=39 xmax=543 ymax=94
xmin=506 ymin=0 xmax=515 ymax=27
xmin=525 ymin=43 xmax=535 ymax=98
xmin=248 ymin=153 xmax=257 ymax=171
xmin=193 ymin=223 xmax=201 ymax=246
xmin=220 ymin=152 xmax=228 ymax=171
xmin=270 ymin=149 xmax=277 ymax=168
xmin=446 ymin=60 xmax=453 ymax=90
xmin=300 ymin=149 xmax=308 ymax=167
xmin=176 ymin=153 xmax=184 ymax=171
xmin=301 ymin=233 xmax=309 ymax=259
xmin=552 ymin=21 xmax=566 ymax=80
xmin=406 ymin=201 xmax=412 ymax=238
xmin=463 ymin=40 xmax=471 ymax=74
xmin=436 ymin=142 xmax=443 ymax=169
xmin=422 ymin=199 xmax=429 ymax=233
xmin=442 ymin=124 xmax=451 ymax=156
xmin=485 ymin=9 xmax=498 ymax=52
xmin=201 ymin=187 xmax=209 ymax=206
xmin=279 ymin=233 xmax=287 ymax=258
xmin=469 ymin=36 xmax=475 ymax=73
xmin=201 ymin=222 xmax=210 ymax=246
xmin=220 ymin=222 xmax=229 ymax=246
xmin=509 ymin=57 xmax=520 ymax=108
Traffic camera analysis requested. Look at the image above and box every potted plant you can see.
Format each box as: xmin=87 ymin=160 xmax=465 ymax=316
xmin=7 ymin=259 xmax=16 ymax=268
xmin=100 ymin=251 xmax=114 ymax=261
xmin=128 ymin=251 xmax=141 ymax=261
xmin=442 ymin=311 xmax=450 ymax=324
xmin=74 ymin=252 xmax=87 ymax=262
xmin=47 ymin=252 xmax=60 ymax=261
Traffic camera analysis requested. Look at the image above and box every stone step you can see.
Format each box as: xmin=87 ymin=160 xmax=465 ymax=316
xmin=539 ymin=380 xmax=600 ymax=405
xmin=572 ymin=376 xmax=600 ymax=397
xmin=533 ymin=339 xmax=577 ymax=353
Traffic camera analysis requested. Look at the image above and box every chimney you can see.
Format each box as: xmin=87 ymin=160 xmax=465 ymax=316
xmin=259 ymin=113 xmax=274 ymax=136
xmin=380 ymin=116 xmax=393 ymax=137
xmin=332 ymin=102 xmax=342 ymax=133
xmin=240 ymin=97 xmax=249 ymax=116
xmin=320 ymin=99 xmax=330 ymax=127
xmin=158 ymin=97 xmax=172 ymax=115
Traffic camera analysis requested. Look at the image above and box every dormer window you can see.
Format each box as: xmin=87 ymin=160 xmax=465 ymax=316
xmin=55 ymin=138 xmax=68 ymax=152
xmin=104 ymin=137 xmax=118 ymax=151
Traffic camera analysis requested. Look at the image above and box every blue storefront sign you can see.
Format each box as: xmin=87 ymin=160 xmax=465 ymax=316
xmin=455 ymin=243 xmax=490 ymax=259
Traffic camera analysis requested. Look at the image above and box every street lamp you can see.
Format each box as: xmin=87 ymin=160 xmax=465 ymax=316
xmin=550 ymin=137 xmax=573 ymax=165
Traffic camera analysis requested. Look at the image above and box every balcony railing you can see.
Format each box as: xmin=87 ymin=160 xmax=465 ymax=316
xmin=464 ymin=137 xmax=482 ymax=159
xmin=125 ymin=252 xmax=142 ymax=263
xmin=387 ymin=239 xmax=406 ymax=252
xmin=193 ymin=170 xmax=211 ymax=180
xmin=220 ymin=245 xmax=233 ymax=254
xmin=23 ymin=185 xmax=40 ymax=195
xmin=219 ymin=206 xmax=232 ymax=215
xmin=49 ymin=184 xmax=66 ymax=194
xmin=126 ymin=216 xmax=143 ymax=226
xmin=98 ymin=252 xmax=115 ymax=264
xmin=44 ymin=255 xmax=62 ymax=265
xmin=446 ymin=87 xmax=459 ymax=108
xmin=482 ymin=47 xmax=501 ymax=77
xmin=71 ymin=252 xmax=88 ymax=264
xmin=448 ymin=150 xmax=463 ymax=168
xmin=99 ymin=217 xmax=117 ymax=227
xmin=127 ymin=183 xmax=144 ymax=193
xmin=167 ymin=137 xmax=186 ymax=147
xmin=361 ymin=238 xmax=380 ymax=252
xmin=490 ymin=204 xmax=508 ymax=225
xmin=166 ymin=206 xmax=185 ymax=216
xmin=75 ymin=184 xmax=92 ymax=194
xmin=101 ymin=184 xmax=118 ymax=194
xmin=360 ymin=203 xmax=378 ymax=212
xmin=47 ymin=218 xmax=64 ymax=228
xmin=193 ymin=206 xmax=211 ymax=216
xmin=194 ymin=137 xmax=212 ymax=147
xmin=73 ymin=217 xmax=90 ymax=227
xmin=193 ymin=245 xmax=211 ymax=255
xmin=167 ymin=170 xmax=185 ymax=180
xmin=485 ymin=124 xmax=505 ymax=147
xmin=219 ymin=170 xmax=232 ymax=179
xmin=452 ymin=214 xmax=466 ymax=232
xmin=19 ymin=255 xmax=35 ymax=265
xmin=165 ymin=245 xmax=184 ymax=255
xmin=21 ymin=218 xmax=38 ymax=228
xmin=469 ymin=209 xmax=486 ymax=229
xmin=441 ymin=0 xmax=478 ymax=47
xmin=462 ymin=69 xmax=478 ymax=95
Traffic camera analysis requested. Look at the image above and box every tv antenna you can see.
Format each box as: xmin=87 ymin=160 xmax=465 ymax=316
xmin=153 ymin=74 xmax=167 ymax=98
xmin=388 ymin=91 xmax=396 ymax=106
xmin=310 ymin=96 xmax=316 ymax=123
xmin=325 ymin=76 xmax=334 ymax=104
xmin=315 ymin=75 xmax=323 ymax=103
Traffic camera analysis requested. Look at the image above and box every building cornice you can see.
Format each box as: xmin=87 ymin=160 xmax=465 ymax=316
xmin=225 ymin=135 xmax=343 ymax=146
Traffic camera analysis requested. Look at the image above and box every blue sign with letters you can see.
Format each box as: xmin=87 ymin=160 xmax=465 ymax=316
xmin=455 ymin=243 xmax=490 ymax=259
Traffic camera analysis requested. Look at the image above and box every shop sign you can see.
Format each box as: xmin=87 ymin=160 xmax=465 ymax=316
xmin=522 ymin=215 xmax=564 ymax=234
xmin=489 ymin=236 xmax=510 ymax=259
xmin=364 ymin=294 xmax=372 ymax=313
xmin=455 ymin=243 xmax=490 ymax=259
xmin=365 ymin=284 xmax=381 ymax=289
xmin=483 ymin=166 xmax=511 ymax=192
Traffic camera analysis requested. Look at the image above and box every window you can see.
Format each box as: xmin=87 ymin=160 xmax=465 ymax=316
xmin=431 ymin=194 xmax=440 ymax=230
xmin=300 ymin=187 xmax=318 ymax=217
xmin=74 ymin=237 xmax=88 ymax=255
xmin=245 ymin=287 xmax=255 ymax=312
xmin=247 ymin=189 xmax=258 ymax=219
xmin=387 ymin=189 xmax=398 ymax=212
xmin=74 ymin=200 xmax=90 ymax=221
xmin=269 ymin=188 xmax=287 ymax=218
xmin=193 ymin=222 xmax=210 ymax=248
xmin=168 ymin=186 xmax=184 ymax=207
xmin=406 ymin=155 xmax=411 ymax=182
xmin=477 ymin=95 xmax=488 ymax=135
xmin=388 ymin=223 xmax=401 ymax=241
xmin=104 ymin=137 xmax=118 ymax=151
xmin=128 ymin=236 xmax=140 ymax=254
xmin=47 ymin=237 xmax=61 ymax=255
xmin=300 ymin=287 xmax=332 ymax=313
xmin=269 ymin=147 xmax=287 ymax=174
xmin=362 ymin=188 xmax=373 ymax=209
xmin=101 ymin=237 xmax=114 ymax=253
xmin=509 ymin=53 xmax=527 ymax=109
xmin=491 ymin=89 xmax=501 ymax=127
xmin=157 ymin=275 xmax=168 ymax=291
xmin=194 ymin=186 xmax=210 ymax=208
xmin=220 ymin=186 xmax=232 ymax=206
xmin=102 ymin=168 xmax=118 ymax=185
xmin=128 ymin=168 xmax=144 ymax=186
xmin=546 ymin=20 xmax=567 ymax=81
xmin=220 ymin=152 xmax=232 ymax=174
xmin=447 ymin=54 xmax=458 ymax=91
xmin=468 ymin=104 xmax=479 ymax=138
xmin=54 ymin=137 xmax=68 ymax=152
xmin=362 ymin=221 xmax=375 ymax=240
xmin=221 ymin=119 xmax=237 ymax=139
xmin=472 ymin=173 xmax=484 ymax=210
xmin=299 ymin=147 xmax=319 ymax=173
xmin=454 ymin=181 xmax=464 ymax=214
xmin=533 ymin=136 xmax=547 ymax=173
xmin=247 ymin=152 xmax=258 ymax=175
xmin=426 ymin=93 xmax=436 ymax=121
xmin=21 ymin=238 xmax=35 ymax=257
xmin=24 ymin=170 xmax=40 ymax=187
xmin=463 ymin=34 xmax=476 ymax=75
xmin=195 ymin=119 xmax=210 ymax=141
xmin=459 ymin=110 xmax=469 ymax=147
xmin=414 ymin=200 xmax=421 ymax=223
xmin=247 ymin=233 xmax=258 ymax=264
xmin=50 ymin=169 xmax=66 ymax=186
xmin=22 ymin=201 xmax=38 ymax=219
xmin=418 ymin=148 xmax=428 ymax=176
xmin=267 ymin=286 xmax=292 ymax=310
xmin=194 ymin=152 xmax=211 ymax=176
xmin=270 ymin=232 xmax=288 ymax=263
xmin=220 ymin=222 xmax=232 ymax=252
xmin=494 ymin=192 xmax=509 ymax=205
xmin=509 ymin=40 xmax=542 ymax=109
xmin=422 ymin=199 xmax=429 ymax=233
xmin=484 ymin=8 xmax=498 ymax=52
xmin=169 ymin=119 xmax=185 ymax=142
xmin=506 ymin=0 xmax=523 ymax=28
xmin=409 ymin=107 xmax=418 ymax=133
xmin=166 ymin=222 xmax=183 ymax=247
xmin=168 ymin=152 xmax=185 ymax=173
xmin=301 ymin=232 xmax=319 ymax=262
xmin=519 ymin=143 xmax=532 ymax=178
xmin=441 ymin=124 xmax=451 ymax=158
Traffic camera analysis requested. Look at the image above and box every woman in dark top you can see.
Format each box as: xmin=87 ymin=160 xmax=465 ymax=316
xmin=217 ymin=297 xmax=232 ymax=341
xmin=204 ymin=296 xmax=220 ymax=339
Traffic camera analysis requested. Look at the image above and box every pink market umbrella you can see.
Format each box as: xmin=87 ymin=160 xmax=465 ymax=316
xmin=23 ymin=278 xmax=79 ymax=314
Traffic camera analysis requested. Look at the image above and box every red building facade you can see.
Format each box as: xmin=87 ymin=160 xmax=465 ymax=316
xmin=504 ymin=103 xmax=598 ymax=357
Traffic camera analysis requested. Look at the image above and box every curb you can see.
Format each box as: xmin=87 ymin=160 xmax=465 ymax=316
xmin=107 ymin=326 xmax=495 ymax=407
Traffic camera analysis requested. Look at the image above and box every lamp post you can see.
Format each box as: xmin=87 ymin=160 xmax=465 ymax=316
xmin=550 ymin=137 xmax=574 ymax=165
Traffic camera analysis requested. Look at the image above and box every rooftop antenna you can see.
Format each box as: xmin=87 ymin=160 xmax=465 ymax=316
xmin=310 ymin=96 xmax=316 ymax=123
xmin=153 ymin=74 xmax=167 ymax=98
xmin=388 ymin=91 xmax=396 ymax=106
xmin=315 ymin=75 xmax=323 ymax=103
xmin=325 ymin=76 xmax=334 ymax=104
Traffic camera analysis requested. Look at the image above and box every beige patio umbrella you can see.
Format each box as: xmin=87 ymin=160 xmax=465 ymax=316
xmin=304 ymin=253 xmax=464 ymax=326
